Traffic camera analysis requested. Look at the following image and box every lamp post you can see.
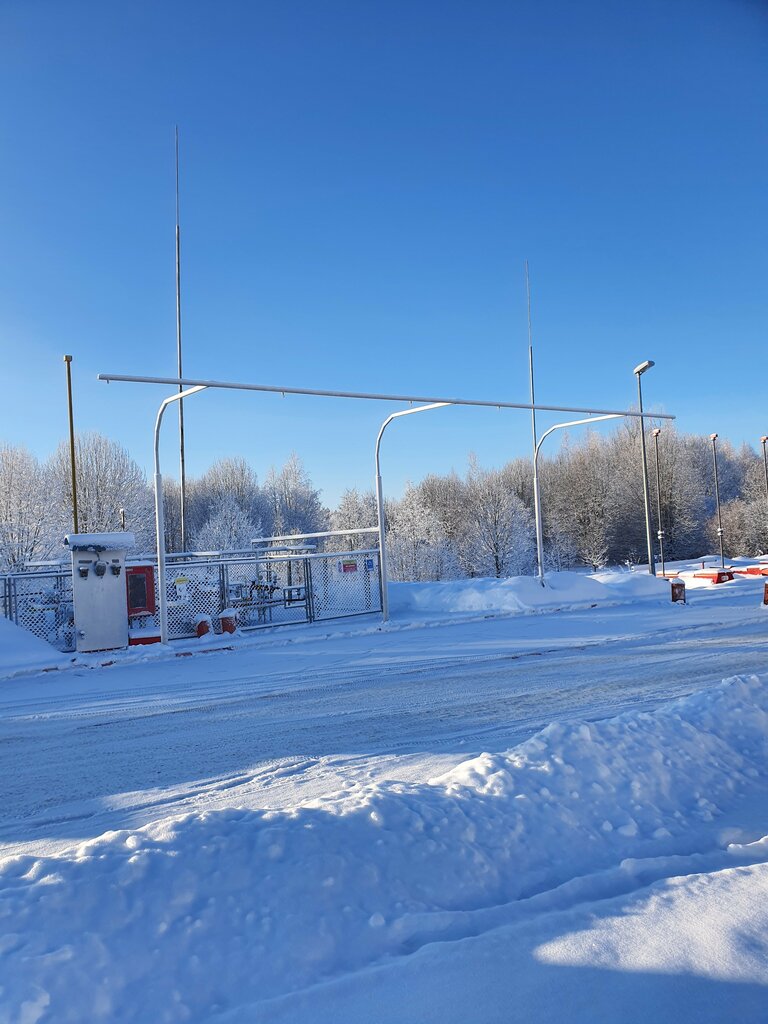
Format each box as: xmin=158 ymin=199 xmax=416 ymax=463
xmin=761 ymin=436 xmax=768 ymax=520
xmin=710 ymin=433 xmax=725 ymax=569
xmin=375 ymin=403 xmax=449 ymax=621
xmin=633 ymin=360 xmax=656 ymax=575
xmin=652 ymin=428 xmax=665 ymax=577
xmin=533 ymin=414 xmax=621 ymax=585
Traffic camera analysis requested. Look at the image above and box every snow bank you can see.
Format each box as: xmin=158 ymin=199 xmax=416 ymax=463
xmin=2 ymin=675 xmax=767 ymax=1020
xmin=0 ymin=617 xmax=66 ymax=676
xmin=390 ymin=569 xmax=670 ymax=616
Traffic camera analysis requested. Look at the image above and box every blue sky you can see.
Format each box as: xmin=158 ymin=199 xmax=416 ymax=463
xmin=0 ymin=0 xmax=766 ymax=507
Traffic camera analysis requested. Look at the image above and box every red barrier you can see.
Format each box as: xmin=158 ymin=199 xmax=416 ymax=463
xmin=692 ymin=570 xmax=734 ymax=584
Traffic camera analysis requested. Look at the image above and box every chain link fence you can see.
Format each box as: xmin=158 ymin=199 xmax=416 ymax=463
xmin=2 ymin=548 xmax=382 ymax=652
xmin=1 ymin=569 xmax=75 ymax=652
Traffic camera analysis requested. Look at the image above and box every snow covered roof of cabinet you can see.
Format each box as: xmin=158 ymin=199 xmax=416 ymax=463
xmin=64 ymin=532 xmax=136 ymax=552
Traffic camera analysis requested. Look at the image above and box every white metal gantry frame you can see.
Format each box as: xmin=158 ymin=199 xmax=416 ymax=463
xmin=98 ymin=372 xmax=676 ymax=640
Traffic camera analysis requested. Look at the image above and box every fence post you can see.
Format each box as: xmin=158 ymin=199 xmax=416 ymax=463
xmin=219 ymin=563 xmax=228 ymax=617
xmin=305 ymin=558 xmax=315 ymax=622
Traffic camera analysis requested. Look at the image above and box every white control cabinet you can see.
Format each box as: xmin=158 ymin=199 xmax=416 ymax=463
xmin=65 ymin=532 xmax=136 ymax=653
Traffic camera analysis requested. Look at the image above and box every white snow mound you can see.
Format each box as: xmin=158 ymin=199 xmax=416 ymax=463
xmin=390 ymin=569 xmax=669 ymax=615
xmin=0 ymin=616 xmax=66 ymax=676
xmin=1 ymin=674 xmax=766 ymax=1020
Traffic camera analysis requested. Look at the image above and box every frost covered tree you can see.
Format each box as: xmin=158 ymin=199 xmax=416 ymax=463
xmin=0 ymin=445 xmax=57 ymax=570
xmin=462 ymin=459 xmax=535 ymax=577
xmin=330 ymin=488 xmax=377 ymax=550
xmin=264 ymin=454 xmax=328 ymax=537
xmin=191 ymin=495 xmax=259 ymax=552
xmin=48 ymin=432 xmax=154 ymax=551
xmin=416 ymin=472 xmax=466 ymax=549
xmin=188 ymin=457 xmax=264 ymax=539
xmin=386 ymin=483 xmax=460 ymax=582
xmin=542 ymin=435 xmax=612 ymax=570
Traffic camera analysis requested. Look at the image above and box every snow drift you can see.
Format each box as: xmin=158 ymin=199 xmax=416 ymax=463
xmin=1 ymin=674 xmax=766 ymax=1021
xmin=0 ymin=616 xmax=66 ymax=677
xmin=389 ymin=569 xmax=669 ymax=616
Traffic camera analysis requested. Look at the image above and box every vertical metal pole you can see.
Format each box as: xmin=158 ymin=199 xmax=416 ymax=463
xmin=175 ymin=126 xmax=187 ymax=552
xmin=636 ymin=372 xmax=656 ymax=575
xmin=711 ymin=433 xmax=725 ymax=569
xmin=525 ymin=261 xmax=538 ymax=460
xmin=526 ymin=261 xmax=543 ymax=584
xmin=533 ymin=442 xmax=545 ymax=585
xmin=154 ymin=385 xmax=207 ymax=644
xmin=761 ymin=437 xmax=768 ymax=523
xmin=373 ymin=403 xmax=448 ymax=623
xmin=375 ymin=460 xmax=389 ymax=622
xmin=652 ymin=428 xmax=665 ymax=577
xmin=154 ymin=464 xmax=168 ymax=643
xmin=63 ymin=355 xmax=79 ymax=534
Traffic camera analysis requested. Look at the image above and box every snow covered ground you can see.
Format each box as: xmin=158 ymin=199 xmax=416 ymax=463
xmin=1 ymin=566 xmax=767 ymax=1022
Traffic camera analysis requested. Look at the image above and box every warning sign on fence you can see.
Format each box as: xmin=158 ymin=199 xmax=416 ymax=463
xmin=338 ymin=559 xmax=358 ymax=573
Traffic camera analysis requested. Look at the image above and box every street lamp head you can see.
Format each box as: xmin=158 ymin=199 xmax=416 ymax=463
xmin=652 ymin=428 xmax=661 ymax=437
xmin=761 ymin=436 xmax=768 ymax=444
xmin=633 ymin=360 xmax=655 ymax=376
xmin=710 ymin=433 xmax=718 ymax=441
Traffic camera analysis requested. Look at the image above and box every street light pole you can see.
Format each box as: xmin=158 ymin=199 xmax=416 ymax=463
xmin=533 ymin=414 xmax=622 ymax=585
xmin=634 ymin=360 xmax=656 ymax=575
xmin=375 ymin=403 xmax=449 ymax=621
xmin=652 ymin=428 xmax=665 ymax=577
xmin=761 ymin=436 xmax=768 ymax=524
xmin=710 ymin=433 xmax=725 ymax=569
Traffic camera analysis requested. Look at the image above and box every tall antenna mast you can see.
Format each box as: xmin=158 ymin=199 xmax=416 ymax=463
xmin=525 ymin=260 xmax=537 ymax=452
xmin=175 ymin=125 xmax=187 ymax=551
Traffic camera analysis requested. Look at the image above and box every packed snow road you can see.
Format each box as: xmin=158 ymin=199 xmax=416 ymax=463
xmin=1 ymin=574 xmax=766 ymax=858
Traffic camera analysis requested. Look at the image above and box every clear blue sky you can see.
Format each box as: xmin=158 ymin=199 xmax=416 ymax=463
xmin=1 ymin=0 xmax=766 ymax=507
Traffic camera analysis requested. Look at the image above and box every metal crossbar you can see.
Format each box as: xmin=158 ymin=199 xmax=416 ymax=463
xmin=97 ymin=373 xmax=676 ymax=421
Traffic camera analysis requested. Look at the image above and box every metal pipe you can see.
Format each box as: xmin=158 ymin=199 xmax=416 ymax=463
xmin=63 ymin=355 xmax=79 ymax=534
xmin=711 ymin=433 xmax=725 ymax=569
xmin=533 ymin=414 xmax=622 ymax=585
xmin=652 ymin=428 xmax=665 ymax=577
xmin=97 ymin=373 xmax=676 ymax=421
xmin=154 ymin=385 xmax=208 ymax=642
xmin=374 ymin=403 xmax=450 ymax=621
xmin=635 ymin=362 xmax=656 ymax=576
xmin=251 ymin=527 xmax=378 ymax=547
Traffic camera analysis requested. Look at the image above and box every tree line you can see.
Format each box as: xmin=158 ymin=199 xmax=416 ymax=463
xmin=0 ymin=423 xmax=766 ymax=576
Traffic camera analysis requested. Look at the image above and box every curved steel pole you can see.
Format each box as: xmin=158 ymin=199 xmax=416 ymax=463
xmin=533 ymin=414 xmax=622 ymax=585
xmin=154 ymin=385 xmax=207 ymax=643
xmin=375 ymin=403 xmax=450 ymax=621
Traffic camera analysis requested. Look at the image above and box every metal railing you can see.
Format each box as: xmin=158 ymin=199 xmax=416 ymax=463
xmin=1 ymin=548 xmax=382 ymax=652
